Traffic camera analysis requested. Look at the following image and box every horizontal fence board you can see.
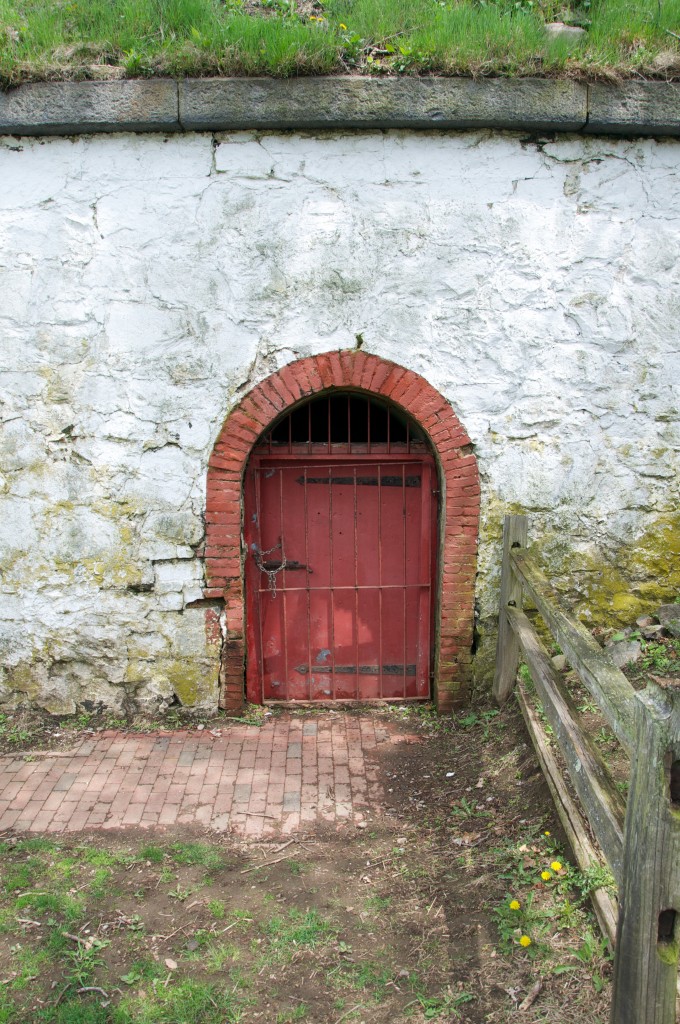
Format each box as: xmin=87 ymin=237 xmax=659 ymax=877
xmin=507 ymin=606 xmax=626 ymax=884
xmin=516 ymin=681 xmax=619 ymax=946
xmin=509 ymin=550 xmax=638 ymax=754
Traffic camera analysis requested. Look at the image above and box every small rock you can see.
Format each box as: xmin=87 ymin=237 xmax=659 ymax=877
xmin=545 ymin=21 xmax=587 ymax=41
xmin=609 ymin=640 xmax=642 ymax=669
xmin=551 ymin=654 xmax=567 ymax=672
xmin=356 ymin=821 xmax=368 ymax=829
xmin=196 ymin=723 xmax=205 ymax=731
xmin=164 ymin=958 xmax=177 ymax=971
xmin=658 ymin=604 xmax=680 ymax=627
xmin=445 ymin=771 xmax=455 ymax=778
xmin=641 ymin=624 xmax=666 ymax=640
xmin=636 ymin=615 xmax=656 ymax=629
xmin=667 ymin=620 xmax=680 ymax=639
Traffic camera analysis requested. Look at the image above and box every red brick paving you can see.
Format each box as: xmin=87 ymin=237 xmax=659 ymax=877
xmin=0 ymin=714 xmax=418 ymax=838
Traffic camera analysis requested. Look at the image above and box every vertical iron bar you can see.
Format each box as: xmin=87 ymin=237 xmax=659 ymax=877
xmin=254 ymin=465 xmax=267 ymax=703
xmin=353 ymin=466 xmax=359 ymax=700
xmin=308 ymin=401 xmax=312 ymax=456
xmin=327 ymin=396 xmax=331 ymax=455
xmin=420 ymin=461 xmax=433 ymax=697
xmin=328 ymin=462 xmax=335 ymax=699
xmin=279 ymin=468 xmax=289 ymax=695
xmin=287 ymin=411 xmax=292 ymax=454
xmin=378 ymin=465 xmax=383 ymax=698
xmin=347 ymin=394 xmax=351 ymax=454
xmin=406 ymin=419 xmax=410 ymax=454
xmin=387 ymin=408 xmax=391 ymax=455
xmin=304 ymin=467 xmax=312 ymax=700
xmin=402 ymin=462 xmax=407 ymax=698
xmin=367 ymin=397 xmax=371 ymax=455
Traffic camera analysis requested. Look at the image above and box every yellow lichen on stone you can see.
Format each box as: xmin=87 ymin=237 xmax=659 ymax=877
xmin=537 ymin=511 xmax=680 ymax=627
xmin=164 ymin=659 xmax=215 ymax=706
xmin=5 ymin=662 xmax=43 ymax=701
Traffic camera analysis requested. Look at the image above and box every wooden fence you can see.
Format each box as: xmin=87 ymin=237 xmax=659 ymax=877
xmin=492 ymin=515 xmax=680 ymax=1024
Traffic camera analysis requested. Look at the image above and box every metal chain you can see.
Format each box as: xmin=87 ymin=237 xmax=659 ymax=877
xmin=253 ymin=539 xmax=287 ymax=599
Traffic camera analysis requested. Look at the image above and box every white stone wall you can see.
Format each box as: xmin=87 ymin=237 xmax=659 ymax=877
xmin=1 ymin=130 xmax=678 ymax=712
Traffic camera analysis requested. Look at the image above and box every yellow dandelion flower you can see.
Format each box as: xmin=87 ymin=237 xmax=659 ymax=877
xmin=519 ymin=935 xmax=532 ymax=947
xmin=544 ymin=831 xmax=551 ymax=836
xmin=550 ymin=861 xmax=563 ymax=872
xmin=541 ymin=871 xmax=552 ymax=881
xmin=340 ymin=22 xmax=347 ymax=29
xmin=509 ymin=900 xmax=521 ymax=911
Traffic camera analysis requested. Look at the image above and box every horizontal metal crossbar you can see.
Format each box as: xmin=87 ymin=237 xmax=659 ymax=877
xmin=258 ymin=584 xmax=431 ymax=593
xmin=296 ymin=474 xmax=422 ymax=487
xmin=295 ymin=663 xmax=417 ymax=676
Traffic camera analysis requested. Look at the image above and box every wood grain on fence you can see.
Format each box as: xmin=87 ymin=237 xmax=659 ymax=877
xmin=493 ymin=514 xmax=680 ymax=1024
xmin=507 ymin=605 xmax=626 ymax=883
xmin=509 ymin=548 xmax=638 ymax=754
xmin=492 ymin=514 xmax=527 ymax=704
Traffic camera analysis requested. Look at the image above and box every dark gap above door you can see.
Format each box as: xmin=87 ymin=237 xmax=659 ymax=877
xmin=258 ymin=393 xmax=427 ymax=455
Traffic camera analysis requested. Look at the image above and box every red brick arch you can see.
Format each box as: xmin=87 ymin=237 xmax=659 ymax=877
xmin=204 ymin=351 xmax=479 ymax=714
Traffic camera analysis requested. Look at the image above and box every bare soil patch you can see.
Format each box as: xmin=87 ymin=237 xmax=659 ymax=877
xmin=0 ymin=701 xmax=612 ymax=1023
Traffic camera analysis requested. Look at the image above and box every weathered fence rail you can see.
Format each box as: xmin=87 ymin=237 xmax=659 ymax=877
xmin=493 ymin=514 xmax=680 ymax=1024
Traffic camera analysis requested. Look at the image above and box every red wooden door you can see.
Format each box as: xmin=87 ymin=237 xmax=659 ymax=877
xmin=244 ymin=456 xmax=436 ymax=702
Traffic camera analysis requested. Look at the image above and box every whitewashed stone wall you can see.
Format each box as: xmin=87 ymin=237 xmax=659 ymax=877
xmin=1 ymin=129 xmax=679 ymax=712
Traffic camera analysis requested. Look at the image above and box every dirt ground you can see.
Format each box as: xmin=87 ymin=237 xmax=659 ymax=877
xmin=0 ymin=698 xmax=615 ymax=1024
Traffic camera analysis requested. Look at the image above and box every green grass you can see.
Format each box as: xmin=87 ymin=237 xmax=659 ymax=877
xmin=169 ymin=842 xmax=226 ymax=871
xmin=0 ymin=0 xmax=679 ymax=86
xmin=260 ymin=908 xmax=335 ymax=964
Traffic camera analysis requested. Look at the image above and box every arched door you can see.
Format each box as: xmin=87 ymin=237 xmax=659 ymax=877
xmin=244 ymin=393 xmax=438 ymax=703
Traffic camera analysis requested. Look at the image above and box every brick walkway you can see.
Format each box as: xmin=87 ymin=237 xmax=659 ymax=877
xmin=0 ymin=714 xmax=418 ymax=838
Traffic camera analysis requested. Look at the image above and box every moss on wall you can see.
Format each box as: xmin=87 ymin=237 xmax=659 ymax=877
xmin=537 ymin=512 xmax=680 ymax=627
xmin=470 ymin=508 xmax=680 ymax=692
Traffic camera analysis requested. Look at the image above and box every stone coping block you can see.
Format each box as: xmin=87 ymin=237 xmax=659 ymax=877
xmin=0 ymin=79 xmax=179 ymax=135
xmin=178 ymin=77 xmax=587 ymax=131
xmin=586 ymin=82 xmax=680 ymax=136
xmin=0 ymin=76 xmax=679 ymax=136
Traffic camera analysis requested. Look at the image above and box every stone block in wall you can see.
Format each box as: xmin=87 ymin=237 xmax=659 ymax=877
xmin=586 ymin=83 xmax=680 ymax=136
xmin=0 ymin=80 xmax=180 ymax=135
xmin=153 ymin=559 xmax=203 ymax=595
xmin=179 ymin=77 xmax=588 ymax=131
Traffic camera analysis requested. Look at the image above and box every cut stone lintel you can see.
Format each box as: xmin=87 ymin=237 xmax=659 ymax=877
xmin=0 ymin=77 xmax=678 ymax=137
xmin=178 ymin=76 xmax=588 ymax=131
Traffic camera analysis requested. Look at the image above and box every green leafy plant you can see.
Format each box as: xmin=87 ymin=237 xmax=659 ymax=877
xmin=412 ymin=989 xmax=476 ymax=1019
xmin=168 ymin=884 xmax=194 ymax=902
xmin=449 ymin=797 xmax=477 ymax=819
xmin=63 ymin=937 xmax=110 ymax=987
xmin=571 ymin=862 xmax=617 ymax=898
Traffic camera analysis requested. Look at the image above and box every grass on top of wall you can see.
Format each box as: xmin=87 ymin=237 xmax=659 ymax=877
xmin=0 ymin=0 xmax=679 ymax=85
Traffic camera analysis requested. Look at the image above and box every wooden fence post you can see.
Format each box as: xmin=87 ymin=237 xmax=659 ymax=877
xmin=492 ymin=514 xmax=528 ymax=704
xmin=610 ymin=683 xmax=680 ymax=1024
